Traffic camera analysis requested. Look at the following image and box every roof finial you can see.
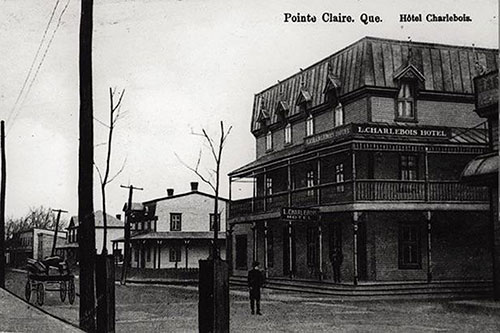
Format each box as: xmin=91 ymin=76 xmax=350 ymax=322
xmin=472 ymin=43 xmax=486 ymax=75
xmin=407 ymin=36 xmax=413 ymax=64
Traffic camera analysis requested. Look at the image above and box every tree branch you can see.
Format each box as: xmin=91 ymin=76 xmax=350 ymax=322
xmin=175 ymin=152 xmax=216 ymax=192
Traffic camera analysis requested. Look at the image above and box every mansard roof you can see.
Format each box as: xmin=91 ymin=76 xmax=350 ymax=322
xmin=251 ymin=36 xmax=498 ymax=133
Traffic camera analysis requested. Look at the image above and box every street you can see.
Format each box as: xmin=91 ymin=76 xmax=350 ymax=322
xmin=4 ymin=270 xmax=500 ymax=332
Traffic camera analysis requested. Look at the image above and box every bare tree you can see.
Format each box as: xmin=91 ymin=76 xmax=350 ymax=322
xmin=94 ymin=87 xmax=126 ymax=255
xmin=176 ymin=121 xmax=232 ymax=257
xmin=5 ymin=206 xmax=68 ymax=239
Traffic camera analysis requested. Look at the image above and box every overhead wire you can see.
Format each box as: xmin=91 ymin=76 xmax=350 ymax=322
xmin=5 ymin=0 xmax=61 ymax=127
xmin=7 ymin=0 xmax=72 ymax=135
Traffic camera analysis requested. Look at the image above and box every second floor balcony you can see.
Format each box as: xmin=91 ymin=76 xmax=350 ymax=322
xmin=229 ymin=178 xmax=489 ymax=219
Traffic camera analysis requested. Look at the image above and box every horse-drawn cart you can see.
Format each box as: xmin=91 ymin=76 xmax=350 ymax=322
xmin=25 ymin=257 xmax=75 ymax=306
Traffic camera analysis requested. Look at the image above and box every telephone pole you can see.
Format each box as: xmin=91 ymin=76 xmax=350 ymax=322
xmin=51 ymin=209 xmax=68 ymax=257
xmin=120 ymin=184 xmax=143 ymax=285
xmin=78 ymin=0 xmax=96 ymax=331
xmin=0 ymin=120 xmax=6 ymax=288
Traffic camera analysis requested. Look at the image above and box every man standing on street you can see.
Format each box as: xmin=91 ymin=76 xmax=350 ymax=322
xmin=248 ymin=261 xmax=264 ymax=315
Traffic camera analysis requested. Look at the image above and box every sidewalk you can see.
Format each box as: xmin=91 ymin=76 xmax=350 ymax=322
xmin=0 ymin=287 xmax=83 ymax=333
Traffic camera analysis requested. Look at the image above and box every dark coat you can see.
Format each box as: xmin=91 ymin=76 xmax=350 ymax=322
xmin=248 ymin=268 xmax=264 ymax=299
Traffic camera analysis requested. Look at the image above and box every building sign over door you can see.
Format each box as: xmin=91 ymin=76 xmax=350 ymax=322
xmin=281 ymin=207 xmax=319 ymax=221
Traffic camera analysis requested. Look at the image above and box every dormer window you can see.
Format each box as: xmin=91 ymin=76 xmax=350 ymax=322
xmin=393 ymin=62 xmax=424 ymax=122
xmin=266 ymin=131 xmax=273 ymax=151
xmin=334 ymin=103 xmax=344 ymax=127
xmin=284 ymin=123 xmax=292 ymax=145
xmin=397 ymin=82 xmax=415 ymax=120
xmin=306 ymin=114 xmax=314 ymax=137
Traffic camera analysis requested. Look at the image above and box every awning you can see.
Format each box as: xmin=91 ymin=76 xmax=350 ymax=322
xmin=461 ymin=152 xmax=498 ymax=185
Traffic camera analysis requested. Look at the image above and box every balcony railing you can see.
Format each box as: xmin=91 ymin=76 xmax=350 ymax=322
xmin=356 ymin=180 xmax=426 ymax=201
xmin=229 ymin=180 xmax=489 ymax=218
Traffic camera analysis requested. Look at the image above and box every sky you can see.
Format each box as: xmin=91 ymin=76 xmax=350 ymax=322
xmin=0 ymin=0 xmax=497 ymax=220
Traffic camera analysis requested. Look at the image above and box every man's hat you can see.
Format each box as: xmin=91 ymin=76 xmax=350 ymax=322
xmin=252 ymin=261 xmax=260 ymax=268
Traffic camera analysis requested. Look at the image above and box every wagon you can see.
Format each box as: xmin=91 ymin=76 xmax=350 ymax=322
xmin=25 ymin=257 xmax=75 ymax=306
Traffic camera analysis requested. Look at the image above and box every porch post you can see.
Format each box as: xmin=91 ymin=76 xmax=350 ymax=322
xmin=316 ymin=153 xmax=321 ymax=205
xmin=251 ymin=172 xmax=256 ymax=213
xmin=263 ymin=170 xmax=267 ymax=212
xmin=153 ymin=241 xmax=156 ymax=269
xmin=352 ymin=148 xmax=357 ymax=201
xmin=318 ymin=222 xmax=323 ymax=281
xmin=264 ymin=221 xmax=269 ymax=279
xmin=424 ymin=147 xmax=429 ymax=201
xmin=426 ymin=211 xmax=432 ymax=283
xmin=287 ymin=160 xmax=292 ymax=206
xmin=288 ymin=221 xmax=293 ymax=278
xmin=227 ymin=225 xmax=234 ymax=276
xmin=252 ymin=222 xmax=257 ymax=262
xmin=184 ymin=239 xmax=190 ymax=269
xmin=353 ymin=212 xmax=359 ymax=286
xmin=137 ymin=242 xmax=140 ymax=268
xmin=157 ymin=241 xmax=161 ymax=269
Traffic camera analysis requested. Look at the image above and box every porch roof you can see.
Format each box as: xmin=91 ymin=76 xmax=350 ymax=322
xmin=461 ymin=152 xmax=498 ymax=185
xmin=112 ymin=231 xmax=226 ymax=242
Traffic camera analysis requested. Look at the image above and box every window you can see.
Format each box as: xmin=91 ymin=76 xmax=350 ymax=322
xmin=169 ymin=246 xmax=181 ymax=262
xmin=235 ymin=235 xmax=248 ymax=269
xmin=284 ymin=123 xmax=292 ymax=145
xmin=170 ymin=213 xmax=182 ymax=231
xmin=210 ymin=213 xmax=221 ymax=231
xmin=306 ymin=227 xmax=317 ymax=267
xmin=265 ymin=177 xmax=273 ymax=203
xmin=397 ymin=82 xmax=415 ymax=120
xmin=306 ymin=170 xmax=315 ymax=197
xmin=265 ymin=131 xmax=273 ymax=151
xmin=335 ymin=163 xmax=345 ymax=193
xmin=306 ymin=114 xmax=314 ymax=137
xmin=400 ymin=155 xmax=418 ymax=180
xmin=334 ymin=103 xmax=344 ymax=127
xmin=267 ymin=228 xmax=274 ymax=268
xmin=146 ymin=247 xmax=151 ymax=262
xmin=399 ymin=224 xmax=421 ymax=269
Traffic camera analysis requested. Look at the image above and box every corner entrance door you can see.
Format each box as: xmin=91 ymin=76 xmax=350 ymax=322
xmin=357 ymin=219 xmax=367 ymax=281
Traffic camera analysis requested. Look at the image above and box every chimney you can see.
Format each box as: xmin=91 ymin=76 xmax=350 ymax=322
xmin=167 ymin=188 xmax=174 ymax=197
xmin=190 ymin=182 xmax=199 ymax=192
xmin=115 ymin=214 xmax=121 ymax=220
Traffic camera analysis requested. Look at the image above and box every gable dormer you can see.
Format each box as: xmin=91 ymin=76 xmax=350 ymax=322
xmin=393 ymin=63 xmax=425 ymax=85
xmin=276 ymin=100 xmax=289 ymax=122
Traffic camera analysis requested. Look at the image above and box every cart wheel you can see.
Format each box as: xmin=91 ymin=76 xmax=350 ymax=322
xmin=25 ymin=280 xmax=31 ymax=302
xmin=60 ymin=281 xmax=67 ymax=302
xmin=37 ymin=283 xmax=45 ymax=306
xmin=68 ymin=278 xmax=75 ymax=305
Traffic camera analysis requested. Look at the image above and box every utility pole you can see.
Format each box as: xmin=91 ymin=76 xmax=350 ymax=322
xmin=0 ymin=120 xmax=6 ymax=288
xmin=51 ymin=209 xmax=68 ymax=257
xmin=120 ymin=184 xmax=143 ymax=285
xmin=78 ymin=0 xmax=96 ymax=331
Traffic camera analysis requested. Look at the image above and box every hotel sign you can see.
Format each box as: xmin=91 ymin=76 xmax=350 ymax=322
xmin=355 ymin=124 xmax=451 ymax=139
xmin=305 ymin=124 xmax=351 ymax=145
xmin=475 ymin=71 xmax=498 ymax=110
xmin=305 ymin=123 xmax=451 ymax=146
xmin=281 ymin=207 xmax=319 ymax=221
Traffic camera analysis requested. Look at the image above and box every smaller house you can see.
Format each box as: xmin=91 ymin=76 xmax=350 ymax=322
xmin=113 ymin=182 xmax=228 ymax=270
xmin=57 ymin=211 xmax=124 ymax=265
xmin=7 ymin=228 xmax=67 ymax=268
